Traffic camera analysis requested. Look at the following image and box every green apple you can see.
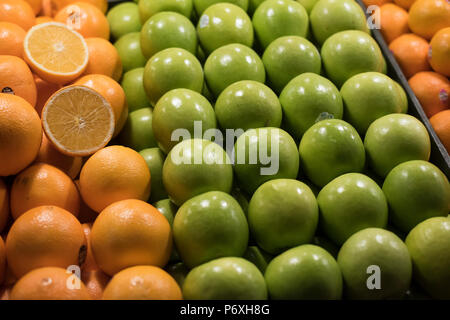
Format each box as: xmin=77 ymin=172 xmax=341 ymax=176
xmin=194 ymin=0 xmax=249 ymax=15
xmin=405 ymin=217 xmax=450 ymax=299
xmin=152 ymin=88 xmax=216 ymax=153
xmin=395 ymin=81 xmax=408 ymax=113
xmin=248 ymin=0 xmax=267 ymax=14
xmin=143 ymin=48 xmax=203 ymax=106
xmin=114 ymin=32 xmax=147 ymax=73
xmin=321 ymin=30 xmax=384 ymax=87
xmin=338 ymin=228 xmax=412 ymax=300
xmin=204 ymin=44 xmax=265 ymax=97
xmin=317 ymin=173 xmax=388 ymax=245
xmin=299 ymin=119 xmax=365 ymax=187
xmin=197 ymin=3 xmax=253 ymax=55
xmin=262 ymin=36 xmax=321 ymax=93
xmin=118 ymin=108 xmax=158 ymax=151
xmin=243 ymin=246 xmax=273 ymax=273
xmin=165 ymin=262 xmax=189 ymax=287
xmin=107 ymin=2 xmax=142 ymax=40
xmin=153 ymin=198 xmax=178 ymax=226
xmin=139 ymin=0 xmax=193 ymax=23
xmin=310 ymin=0 xmax=369 ymax=45
xmin=382 ymin=160 xmax=450 ymax=233
xmin=231 ymin=186 xmax=250 ymax=216
xmin=121 ymin=68 xmax=151 ymax=113
xmin=312 ymin=235 xmax=339 ymax=258
xmin=162 ymin=139 xmax=233 ymax=205
xmin=248 ymin=179 xmax=318 ymax=254
xmin=252 ymin=0 xmax=309 ymax=49
xmin=234 ymin=127 xmax=300 ymax=194
xmin=296 ymin=0 xmax=319 ymax=13
xmin=140 ymin=12 xmax=197 ymax=59
xmin=140 ymin=148 xmax=167 ymax=203
xmin=215 ymin=80 xmax=282 ymax=131
xmin=341 ymin=72 xmax=406 ymax=134
xmin=265 ymin=245 xmax=342 ymax=299
xmin=183 ymin=257 xmax=268 ymax=299
xmin=280 ymin=73 xmax=343 ymax=140
xmin=365 ymin=114 xmax=431 ymax=177
xmin=173 ymin=191 xmax=248 ymax=268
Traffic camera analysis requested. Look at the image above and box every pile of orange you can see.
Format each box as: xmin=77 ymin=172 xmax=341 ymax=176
xmin=0 ymin=0 xmax=181 ymax=300
xmin=363 ymin=0 xmax=450 ymax=153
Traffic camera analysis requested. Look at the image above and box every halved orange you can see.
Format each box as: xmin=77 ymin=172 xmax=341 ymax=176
xmin=42 ymin=85 xmax=114 ymax=157
xmin=23 ymin=22 xmax=89 ymax=85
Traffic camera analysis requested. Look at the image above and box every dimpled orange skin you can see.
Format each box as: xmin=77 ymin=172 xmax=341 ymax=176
xmin=84 ymin=38 xmax=123 ymax=81
xmin=91 ymin=199 xmax=172 ymax=276
xmin=0 ymin=0 xmax=36 ymax=31
xmin=0 ymin=178 xmax=9 ymax=233
xmin=54 ymin=2 xmax=110 ymax=39
xmin=10 ymin=163 xmax=81 ymax=220
xmin=428 ymin=27 xmax=450 ymax=77
xmin=0 ymin=94 xmax=42 ymax=177
xmin=51 ymin=0 xmax=108 ymax=14
xmin=81 ymin=269 xmax=110 ymax=300
xmin=81 ymin=223 xmax=99 ymax=272
xmin=34 ymin=76 xmax=62 ymax=116
xmin=0 ymin=237 xmax=6 ymax=285
xmin=102 ymin=265 xmax=182 ymax=300
xmin=79 ymin=146 xmax=151 ymax=213
xmin=408 ymin=0 xmax=450 ymax=40
xmin=5 ymin=206 xmax=86 ymax=278
xmin=0 ymin=22 xmax=27 ymax=57
xmin=10 ymin=267 xmax=91 ymax=300
xmin=0 ymin=55 xmax=37 ymax=108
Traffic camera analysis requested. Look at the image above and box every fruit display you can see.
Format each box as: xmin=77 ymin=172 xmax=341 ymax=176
xmin=0 ymin=0 xmax=448 ymax=302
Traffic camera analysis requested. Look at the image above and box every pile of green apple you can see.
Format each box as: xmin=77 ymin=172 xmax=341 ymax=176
xmin=107 ymin=0 xmax=450 ymax=300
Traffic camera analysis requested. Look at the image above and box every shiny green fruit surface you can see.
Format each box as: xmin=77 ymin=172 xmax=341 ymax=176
xmin=299 ymin=119 xmax=365 ymax=187
xmin=364 ymin=114 xmax=431 ymax=177
xmin=139 ymin=0 xmax=193 ymax=23
xmin=262 ymin=36 xmax=321 ymax=93
xmin=382 ymin=160 xmax=450 ymax=233
xmin=140 ymin=148 xmax=168 ymax=203
xmin=248 ymin=179 xmax=318 ymax=254
xmin=173 ymin=191 xmax=249 ymax=268
xmin=118 ymin=108 xmax=158 ymax=151
xmin=107 ymin=2 xmax=142 ymax=40
xmin=183 ymin=257 xmax=268 ymax=299
xmin=337 ymin=228 xmax=412 ymax=300
xmin=265 ymin=244 xmax=342 ymax=300
xmin=317 ymin=173 xmax=388 ymax=245
xmin=252 ymin=0 xmax=309 ymax=49
xmin=194 ymin=0 xmax=249 ymax=15
xmin=121 ymin=68 xmax=151 ymax=112
xmin=204 ymin=44 xmax=265 ymax=97
xmin=197 ymin=3 xmax=253 ymax=55
xmin=215 ymin=80 xmax=282 ymax=131
xmin=152 ymin=88 xmax=216 ymax=153
xmin=114 ymin=32 xmax=147 ymax=73
xmin=280 ymin=73 xmax=343 ymax=140
xmin=162 ymin=139 xmax=233 ymax=205
xmin=143 ymin=48 xmax=203 ymax=106
xmin=153 ymin=198 xmax=178 ymax=226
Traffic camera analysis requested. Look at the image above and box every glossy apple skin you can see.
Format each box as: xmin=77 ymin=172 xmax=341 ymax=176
xmin=114 ymin=32 xmax=147 ymax=73
xmin=118 ymin=108 xmax=158 ymax=151
xmin=194 ymin=0 xmax=249 ymax=15
xmin=138 ymin=0 xmax=194 ymax=23
xmin=107 ymin=2 xmax=142 ymax=40
xmin=140 ymin=148 xmax=168 ymax=203
xmin=121 ymin=68 xmax=151 ymax=113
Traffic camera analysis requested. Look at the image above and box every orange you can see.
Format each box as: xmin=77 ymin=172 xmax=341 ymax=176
xmin=394 ymin=0 xmax=417 ymax=9
xmin=379 ymin=4 xmax=409 ymax=44
xmin=84 ymin=37 xmax=123 ymax=81
xmin=25 ymin=0 xmax=43 ymax=15
xmin=0 ymin=285 xmax=11 ymax=300
xmin=42 ymin=0 xmax=53 ymax=17
xmin=10 ymin=163 xmax=81 ymax=219
xmin=408 ymin=0 xmax=450 ymax=40
xmin=0 ymin=178 xmax=9 ymax=233
xmin=74 ymin=74 xmax=128 ymax=136
xmin=389 ymin=33 xmax=431 ymax=78
xmin=0 ymin=237 xmax=5 ymax=285
xmin=430 ymin=110 xmax=450 ymax=152
xmin=0 ymin=22 xmax=26 ymax=57
xmin=0 ymin=94 xmax=42 ymax=177
xmin=23 ymin=22 xmax=89 ymax=84
xmin=34 ymin=75 xmax=62 ymax=116
xmin=5 ymin=205 xmax=86 ymax=278
xmin=10 ymin=267 xmax=91 ymax=300
xmin=35 ymin=134 xmax=83 ymax=179
xmin=102 ymin=266 xmax=182 ymax=300
xmin=408 ymin=71 xmax=450 ymax=117
xmin=362 ymin=0 xmax=392 ymax=7
xmin=0 ymin=0 xmax=35 ymax=31
xmin=51 ymin=0 xmax=108 ymax=14
xmin=75 ymin=180 xmax=99 ymax=223
xmin=91 ymin=199 xmax=171 ymax=276
xmin=79 ymin=146 xmax=151 ymax=213
xmin=81 ymin=223 xmax=99 ymax=272
xmin=428 ymin=27 xmax=450 ymax=77
xmin=41 ymin=85 xmax=115 ymax=157
xmin=81 ymin=270 xmax=110 ymax=300
xmin=54 ymin=2 xmax=109 ymax=39
xmin=35 ymin=16 xmax=54 ymax=25
xmin=0 ymin=55 xmax=37 ymax=107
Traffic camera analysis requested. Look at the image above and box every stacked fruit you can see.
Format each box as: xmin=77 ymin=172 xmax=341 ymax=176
xmin=0 ymin=0 xmax=449 ymax=300
xmin=364 ymin=0 xmax=450 ymax=152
